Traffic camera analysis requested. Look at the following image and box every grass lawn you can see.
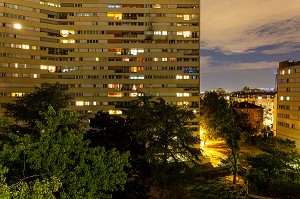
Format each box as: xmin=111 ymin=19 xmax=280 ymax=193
xmin=201 ymin=140 xmax=263 ymax=167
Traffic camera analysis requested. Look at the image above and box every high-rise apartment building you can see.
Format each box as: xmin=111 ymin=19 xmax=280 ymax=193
xmin=276 ymin=61 xmax=300 ymax=150
xmin=0 ymin=1 xmax=200 ymax=120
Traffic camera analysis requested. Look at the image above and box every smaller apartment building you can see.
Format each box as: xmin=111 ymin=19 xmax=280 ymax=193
xmin=228 ymin=88 xmax=275 ymax=127
xmin=276 ymin=61 xmax=300 ymax=150
xmin=232 ymin=102 xmax=264 ymax=130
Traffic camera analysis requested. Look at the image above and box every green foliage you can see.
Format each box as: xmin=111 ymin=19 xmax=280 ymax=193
xmin=200 ymin=91 xmax=233 ymax=140
xmin=188 ymin=179 xmax=245 ymax=199
xmin=124 ymin=96 xmax=200 ymax=196
xmin=0 ymin=106 xmax=129 ymax=199
xmin=87 ymin=111 xmax=150 ymax=199
xmin=246 ymin=137 xmax=300 ymax=197
xmin=3 ymin=82 xmax=72 ymax=126
xmin=201 ymin=92 xmax=242 ymax=184
xmin=0 ymin=164 xmax=61 ymax=199
xmin=125 ymin=96 xmax=200 ymax=164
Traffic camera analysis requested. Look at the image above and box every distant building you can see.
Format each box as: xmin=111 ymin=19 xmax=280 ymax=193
xmin=232 ymin=102 xmax=264 ymax=130
xmin=228 ymin=88 xmax=275 ymax=127
xmin=275 ymin=61 xmax=300 ymax=150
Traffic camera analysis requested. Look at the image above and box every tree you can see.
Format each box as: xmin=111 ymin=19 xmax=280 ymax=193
xmin=246 ymin=137 xmax=300 ymax=197
xmin=3 ymin=82 xmax=72 ymax=126
xmin=201 ymin=91 xmax=241 ymax=184
xmin=221 ymin=124 xmax=241 ymax=184
xmin=0 ymin=106 xmax=129 ymax=198
xmin=0 ymin=164 xmax=61 ymax=199
xmin=200 ymin=91 xmax=232 ymax=140
xmin=86 ymin=111 xmax=149 ymax=199
xmin=124 ymin=96 xmax=200 ymax=197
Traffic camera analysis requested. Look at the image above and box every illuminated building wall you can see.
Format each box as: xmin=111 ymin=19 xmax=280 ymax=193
xmin=0 ymin=0 xmax=200 ymax=126
xmin=277 ymin=61 xmax=300 ymax=150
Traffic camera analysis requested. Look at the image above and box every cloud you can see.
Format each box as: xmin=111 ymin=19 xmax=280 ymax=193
xmin=202 ymin=0 xmax=300 ymax=54
xmin=201 ymin=59 xmax=278 ymax=74
xmin=261 ymin=44 xmax=300 ymax=55
xmin=200 ymin=56 xmax=213 ymax=70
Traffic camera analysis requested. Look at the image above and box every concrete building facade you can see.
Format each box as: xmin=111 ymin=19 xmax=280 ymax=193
xmin=0 ymin=1 xmax=200 ymax=122
xmin=232 ymin=101 xmax=264 ymax=130
xmin=228 ymin=88 xmax=275 ymax=127
xmin=276 ymin=61 xmax=300 ymax=150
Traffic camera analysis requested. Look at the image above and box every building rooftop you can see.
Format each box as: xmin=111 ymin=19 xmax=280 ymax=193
xmin=232 ymin=102 xmax=264 ymax=109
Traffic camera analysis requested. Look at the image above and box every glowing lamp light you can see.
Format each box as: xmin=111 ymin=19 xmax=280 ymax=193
xmin=14 ymin=24 xmax=22 ymax=29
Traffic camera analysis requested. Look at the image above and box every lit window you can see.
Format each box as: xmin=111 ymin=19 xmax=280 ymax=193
xmin=131 ymin=67 xmax=138 ymax=73
xmin=286 ymin=96 xmax=290 ymax=101
xmin=153 ymin=57 xmax=159 ymax=61
xmin=33 ymin=74 xmax=38 ymax=78
xmin=109 ymin=110 xmax=123 ymax=115
xmin=183 ymin=101 xmax=190 ymax=107
xmin=183 ymin=75 xmax=189 ymax=79
xmin=280 ymin=96 xmax=284 ymax=101
xmin=108 ymin=92 xmax=123 ymax=97
xmin=183 ymin=15 xmax=190 ymax=20
xmin=177 ymin=93 xmax=190 ymax=97
xmin=130 ymin=75 xmax=144 ymax=80
xmin=162 ymin=58 xmax=167 ymax=61
xmin=257 ymin=96 xmax=262 ymax=100
xmin=107 ymin=13 xmax=122 ymax=20
xmin=40 ymin=65 xmax=47 ymax=70
xmin=281 ymin=70 xmax=285 ymax=75
xmin=85 ymin=102 xmax=90 ymax=106
xmin=60 ymin=30 xmax=74 ymax=37
xmin=48 ymin=66 xmax=56 ymax=72
xmin=32 ymin=46 xmax=36 ymax=50
xmin=22 ymin=45 xmax=29 ymax=49
xmin=130 ymin=49 xmax=138 ymax=55
xmin=96 ymin=57 xmax=99 ymax=61
xmin=11 ymin=93 xmax=24 ymax=97
xmin=14 ymin=24 xmax=22 ymax=29
xmin=76 ymin=101 xmax=84 ymax=106
xmin=93 ymin=101 xmax=97 ymax=106
xmin=60 ymin=39 xmax=75 ymax=43
xmin=183 ymin=31 xmax=191 ymax=38
xmin=288 ymin=69 xmax=291 ymax=74
xmin=154 ymin=31 xmax=161 ymax=35
xmin=162 ymin=31 xmax=168 ymax=35
xmin=132 ymin=85 xmax=137 ymax=91
xmin=176 ymin=75 xmax=183 ymax=79
xmin=153 ymin=4 xmax=161 ymax=8
xmin=130 ymin=93 xmax=138 ymax=97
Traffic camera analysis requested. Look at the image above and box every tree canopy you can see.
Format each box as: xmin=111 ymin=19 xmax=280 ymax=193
xmin=246 ymin=137 xmax=300 ymax=197
xmin=125 ymin=96 xmax=200 ymax=165
xmin=0 ymin=107 xmax=129 ymax=198
xmin=3 ymin=82 xmax=72 ymax=126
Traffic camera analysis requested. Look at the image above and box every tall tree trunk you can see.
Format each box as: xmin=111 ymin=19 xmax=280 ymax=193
xmin=232 ymin=148 xmax=237 ymax=184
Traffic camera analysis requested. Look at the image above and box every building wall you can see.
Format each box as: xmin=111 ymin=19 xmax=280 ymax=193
xmin=229 ymin=92 xmax=275 ymax=127
xmin=277 ymin=61 xmax=300 ymax=150
xmin=0 ymin=0 xmax=200 ymax=123
xmin=234 ymin=108 xmax=264 ymax=130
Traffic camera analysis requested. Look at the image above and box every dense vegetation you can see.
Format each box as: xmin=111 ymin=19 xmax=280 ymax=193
xmin=0 ymin=85 xmax=299 ymax=198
